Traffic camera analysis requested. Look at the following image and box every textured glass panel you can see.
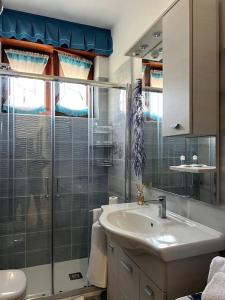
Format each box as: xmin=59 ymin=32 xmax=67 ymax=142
xmin=0 ymin=76 xmax=54 ymax=297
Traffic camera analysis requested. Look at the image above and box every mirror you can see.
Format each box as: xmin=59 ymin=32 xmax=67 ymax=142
xmin=126 ymin=14 xmax=218 ymax=205
xmin=141 ymin=91 xmax=217 ymax=204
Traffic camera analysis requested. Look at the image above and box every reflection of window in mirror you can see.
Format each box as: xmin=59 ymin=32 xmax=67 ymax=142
xmin=142 ymin=91 xmax=163 ymax=122
xmin=142 ymin=60 xmax=163 ymax=88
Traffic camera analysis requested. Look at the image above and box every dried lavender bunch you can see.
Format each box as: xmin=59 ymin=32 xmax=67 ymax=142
xmin=130 ymin=79 xmax=146 ymax=178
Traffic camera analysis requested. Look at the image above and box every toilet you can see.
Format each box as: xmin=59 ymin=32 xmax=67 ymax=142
xmin=0 ymin=270 xmax=27 ymax=300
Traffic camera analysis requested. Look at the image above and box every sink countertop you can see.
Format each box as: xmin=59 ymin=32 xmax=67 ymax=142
xmin=100 ymin=202 xmax=225 ymax=262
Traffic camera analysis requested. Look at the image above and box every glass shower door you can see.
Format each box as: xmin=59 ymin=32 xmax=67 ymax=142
xmin=53 ymin=82 xmax=128 ymax=295
xmin=53 ymin=82 xmax=90 ymax=293
xmin=0 ymin=75 xmax=54 ymax=298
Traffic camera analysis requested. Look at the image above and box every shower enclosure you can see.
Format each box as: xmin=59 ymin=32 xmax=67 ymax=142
xmin=0 ymin=71 xmax=128 ymax=298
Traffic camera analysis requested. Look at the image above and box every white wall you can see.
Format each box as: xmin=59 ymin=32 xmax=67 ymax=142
xmin=109 ymin=0 xmax=175 ymax=82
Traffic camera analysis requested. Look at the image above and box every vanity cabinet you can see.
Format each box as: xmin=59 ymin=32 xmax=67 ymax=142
xmin=107 ymin=241 xmax=119 ymax=300
xmin=162 ymin=0 xmax=219 ymax=136
xmin=107 ymin=240 xmax=165 ymax=300
xmin=107 ymin=239 xmax=217 ymax=300
xmin=108 ymin=240 xmax=139 ymax=300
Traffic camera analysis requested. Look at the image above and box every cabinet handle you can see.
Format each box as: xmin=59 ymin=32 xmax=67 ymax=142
xmin=144 ymin=285 xmax=153 ymax=297
xmin=170 ymin=123 xmax=181 ymax=129
xmin=120 ymin=260 xmax=133 ymax=274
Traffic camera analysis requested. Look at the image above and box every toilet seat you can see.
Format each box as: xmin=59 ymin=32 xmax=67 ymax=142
xmin=0 ymin=270 xmax=27 ymax=300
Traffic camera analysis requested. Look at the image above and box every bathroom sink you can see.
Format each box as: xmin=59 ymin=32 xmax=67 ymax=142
xmin=99 ymin=203 xmax=225 ymax=262
xmin=107 ymin=210 xmax=162 ymax=234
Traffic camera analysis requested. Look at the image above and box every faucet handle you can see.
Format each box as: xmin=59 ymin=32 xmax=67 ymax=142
xmin=158 ymin=195 xmax=166 ymax=202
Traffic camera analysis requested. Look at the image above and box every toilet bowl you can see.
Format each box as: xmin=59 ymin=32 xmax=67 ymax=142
xmin=0 ymin=270 xmax=27 ymax=300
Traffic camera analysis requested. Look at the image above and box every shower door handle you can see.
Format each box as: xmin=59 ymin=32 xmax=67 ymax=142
xmin=56 ymin=177 xmax=60 ymax=197
xmin=45 ymin=177 xmax=49 ymax=198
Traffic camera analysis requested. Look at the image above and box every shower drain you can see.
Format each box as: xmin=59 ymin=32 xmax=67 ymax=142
xmin=69 ymin=272 xmax=83 ymax=280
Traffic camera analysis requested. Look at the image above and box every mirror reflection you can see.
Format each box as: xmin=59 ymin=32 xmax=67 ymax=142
xmin=139 ymin=21 xmax=217 ymax=205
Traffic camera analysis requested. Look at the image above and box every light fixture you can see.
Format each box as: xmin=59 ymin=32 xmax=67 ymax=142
xmin=151 ymin=50 xmax=159 ymax=59
xmin=158 ymin=47 xmax=163 ymax=54
xmin=139 ymin=44 xmax=149 ymax=51
xmin=132 ymin=51 xmax=140 ymax=57
xmin=0 ymin=0 xmax=3 ymax=15
xmin=153 ymin=31 xmax=162 ymax=38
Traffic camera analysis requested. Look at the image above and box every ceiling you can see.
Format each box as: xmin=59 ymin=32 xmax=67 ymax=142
xmin=3 ymin=0 xmax=128 ymax=29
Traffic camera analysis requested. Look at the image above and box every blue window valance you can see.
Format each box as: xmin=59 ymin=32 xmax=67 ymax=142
xmin=0 ymin=9 xmax=113 ymax=56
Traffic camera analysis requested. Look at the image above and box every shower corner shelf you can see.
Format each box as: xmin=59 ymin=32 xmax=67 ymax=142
xmin=93 ymin=143 xmax=113 ymax=147
xmin=169 ymin=165 xmax=217 ymax=173
xmin=93 ymin=125 xmax=113 ymax=167
xmin=93 ymin=125 xmax=113 ymax=134
xmin=95 ymin=159 xmax=113 ymax=167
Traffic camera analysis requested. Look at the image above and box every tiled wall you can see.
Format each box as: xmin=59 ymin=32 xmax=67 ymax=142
xmin=0 ymin=110 xmax=109 ymax=269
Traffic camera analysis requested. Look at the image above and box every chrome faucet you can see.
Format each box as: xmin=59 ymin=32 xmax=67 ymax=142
xmin=144 ymin=196 xmax=167 ymax=219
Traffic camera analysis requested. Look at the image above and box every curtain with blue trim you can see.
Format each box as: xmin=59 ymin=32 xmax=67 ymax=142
xmin=56 ymin=54 xmax=91 ymax=117
xmin=58 ymin=54 xmax=92 ymax=79
xmin=150 ymin=70 xmax=163 ymax=88
xmin=3 ymin=49 xmax=48 ymax=114
xmin=5 ymin=49 xmax=49 ymax=73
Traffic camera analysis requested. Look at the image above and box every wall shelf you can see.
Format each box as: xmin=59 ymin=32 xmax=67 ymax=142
xmin=169 ymin=165 xmax=216 ymax=174
xmin=95 ymin=160 xmax=113 ymax=167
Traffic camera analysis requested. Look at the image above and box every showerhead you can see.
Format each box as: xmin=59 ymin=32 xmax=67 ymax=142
xmin=0 ymin=0 xmax=3 ymax=15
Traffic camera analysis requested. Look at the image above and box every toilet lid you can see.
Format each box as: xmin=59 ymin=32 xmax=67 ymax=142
xmin=0 ymin=270 xmax=27 ymax=300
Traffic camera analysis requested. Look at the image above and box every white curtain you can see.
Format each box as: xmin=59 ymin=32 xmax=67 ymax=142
xmin=3 ymin=49 xmax=49 ymax=114
xmin=150 ymin=70 xmax=163 ymax=88
xmin=5 ymin=49 xmax=49 ymax=74
xmin=58 ymin=53 xmax=92 ymax=79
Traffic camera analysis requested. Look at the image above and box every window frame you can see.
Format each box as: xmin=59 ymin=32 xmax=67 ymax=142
xmin=0 ymin=38 xmax=95 ymax=116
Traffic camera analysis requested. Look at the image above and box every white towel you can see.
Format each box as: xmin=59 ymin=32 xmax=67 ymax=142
xmin=92 ymin=208 xmax=102 ymax=223
xmin=202 ymin=272 xmax=225 ymax=300
xmin=207 ymin=256 xmax=225 ymax=283
xmin=87 ymin=221 xmax=107 ymax=288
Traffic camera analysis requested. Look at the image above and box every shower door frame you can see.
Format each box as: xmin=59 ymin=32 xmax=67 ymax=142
xmin=0 ymin=68 xmax=129 ymax=298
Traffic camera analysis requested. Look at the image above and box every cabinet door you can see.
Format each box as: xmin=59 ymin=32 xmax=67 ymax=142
xmin=107 ymin=241 xmax=119 ymax=300
xmin=117 ymin=248 xmax=140 ymax=300
xmin=140 ymin=272 xmax=166 ymax=300
xmin=162 ymin=0 xmax=192 ymax=136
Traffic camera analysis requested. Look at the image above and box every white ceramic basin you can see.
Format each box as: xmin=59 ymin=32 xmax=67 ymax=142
xmin=100 ymin=203 xmax=225 ymax=262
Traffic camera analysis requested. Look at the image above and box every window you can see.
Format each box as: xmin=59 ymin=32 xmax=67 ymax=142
xmin=3 ymin=77 xmax=46 ymax=114
xmin=2 ymin=48 xmax=50 ymax=114
xmin=56 ymin=83 xmax=88 ymax=117
xmin=143 ymin=91 xmax=163 ymax=121
xmin=56 ymin=53 xmax=92 ymax=117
